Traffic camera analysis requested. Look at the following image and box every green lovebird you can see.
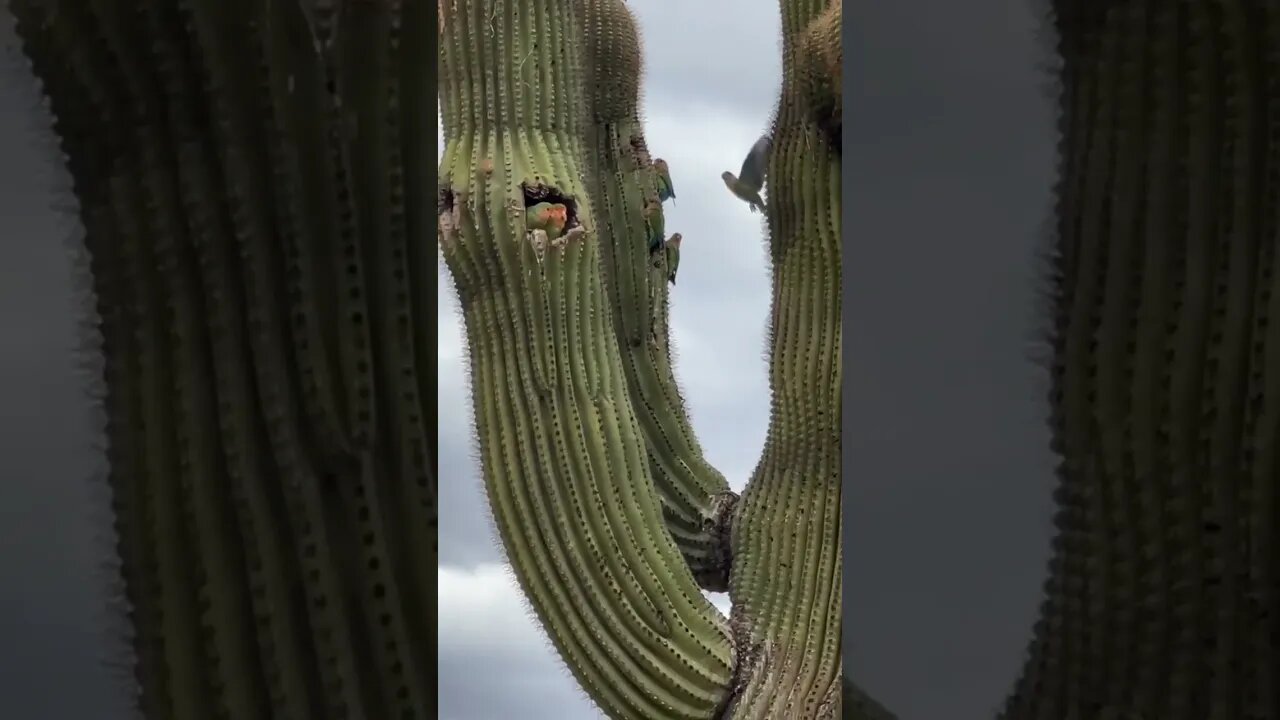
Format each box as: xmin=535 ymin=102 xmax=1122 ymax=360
xmin=643 ymin=199 xmax=665 ymax=253
xmin=653 ymin=158 xmax=676 ymax=203
xmin=665 ymin=233 xmax=682 ymax=285
xmin=526 ymin=202 xmax=568 ymax=240
xmin=721 ymin=134 xmax=771 ymax=213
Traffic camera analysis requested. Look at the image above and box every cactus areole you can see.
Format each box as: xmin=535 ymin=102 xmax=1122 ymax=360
xmin=438 ymin=0 xmax=844 ymax=718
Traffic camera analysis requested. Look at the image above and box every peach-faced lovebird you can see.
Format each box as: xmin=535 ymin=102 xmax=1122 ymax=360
xmin=665 ymin=233 xmax=682 ymax=285
xmin=653 ymin=158 xmax=676 ymax=203
xmin=526 ymin=202 xmax=568 ymax=240
xmin=643 ymin=199 xmax=665 ymax=253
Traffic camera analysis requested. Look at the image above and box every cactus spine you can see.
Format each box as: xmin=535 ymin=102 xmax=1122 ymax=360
xmin=438 ymin=0 xmax=846 ymax=717
xmin=1002 ymin=2 xmax=1280 ymax=718
xmin=10 ymin=1 xmax=438 ymax=718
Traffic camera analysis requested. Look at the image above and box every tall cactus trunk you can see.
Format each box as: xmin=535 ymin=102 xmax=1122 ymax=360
xmin=724 ymin=0 xmax=843 ymax=715
xmin=9 ymin=2 xmax=438 ymax=718
xmin=438 ymin=0 xmax=846 ymax=717
xmin=1004 ymin=2 xmax=1280 ymax=718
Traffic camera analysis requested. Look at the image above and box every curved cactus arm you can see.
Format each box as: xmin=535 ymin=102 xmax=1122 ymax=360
xmin=10 ymin=1 xmax=438 ymax=718
xmin=717 ymin=0 xmax=844 ymax=717
xmin=437 ymin=1 xmax=734 ymax=718
xmin=578 ymin=0 xmax=738 ymax=592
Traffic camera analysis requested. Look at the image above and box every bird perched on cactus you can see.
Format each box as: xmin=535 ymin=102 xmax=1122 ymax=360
xmin=665 ymin=233 xmax=682 ymax=285
xmin=526 ymin=201 xmax=569 ymax=240
xmin=643 ymin=199 xmax=665 ymax=253
xmin=653 ymin=158 xmax=676 ymax=203
xmin=721 ymin=134 xmax=772 ymax=213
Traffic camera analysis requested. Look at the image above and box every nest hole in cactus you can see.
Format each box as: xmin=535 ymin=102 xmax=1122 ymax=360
xmin=521 ymin=182 xmax=582 ymax=232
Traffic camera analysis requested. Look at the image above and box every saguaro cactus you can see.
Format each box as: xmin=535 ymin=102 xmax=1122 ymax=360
xmin=437 ymin=0 xmax=844 ymax=718
xmin=10 ymin=1 xmax=438 ymax=718
xmin=1000 ymin=2 xmax=1280 ymax=718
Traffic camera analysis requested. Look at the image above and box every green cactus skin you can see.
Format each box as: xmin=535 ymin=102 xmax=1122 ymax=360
xmin=9 ymin=1 xmax=438 ymax=718
xmin=437 ymin=0 xmax=851 ymax=717
xmin=1000 ymin=2 xmax=1280 ymax=718
xmin=578 ymin=0 xmax=739 ymax=592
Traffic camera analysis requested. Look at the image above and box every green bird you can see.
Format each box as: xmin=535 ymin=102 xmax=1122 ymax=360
xmin=721 ymin=134 xmax=771 ymax=213
xmin=665 ymin=233 xmax=682 ymax=285
xmin=653 ymin=158 xmax=676 ymax=203
xmin=643 ymin=199 xmax=665 ymax=253
xmin=526 ymin=202 xmax=568 ymax=240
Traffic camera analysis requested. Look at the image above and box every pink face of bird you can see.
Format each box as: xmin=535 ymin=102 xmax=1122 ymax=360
xmin=654 ymin=159 xmax=669 ymax=173
xmin=720 ymin=171 xmax=735 ymax=185
xmin=668 ymin=233 xmax=682 ymax=247
xmin=544 ymin=205 xmax=568 ymax=229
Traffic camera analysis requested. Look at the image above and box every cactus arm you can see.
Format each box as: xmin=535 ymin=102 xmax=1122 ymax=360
xmin=716 ymin=0 xmax=844 ymax=717
xmin=10 ymin=1 xmax=440 ymax=718
xmin=577 ymin=0 xmax=738 ymax=592
xmin=438 ymin=1 xmax=734 ymax=717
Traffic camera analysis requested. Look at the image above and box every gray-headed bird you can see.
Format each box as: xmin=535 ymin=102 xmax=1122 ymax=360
xmin=665 ymin=233 xmax=682 ymax=285
xmin=653 ymin=158 xmax=676 ymax=203
xmin=721 ymin=135 xmax=771 ymax=213
xmin=526 ymin=202 xmax=568 ymax=240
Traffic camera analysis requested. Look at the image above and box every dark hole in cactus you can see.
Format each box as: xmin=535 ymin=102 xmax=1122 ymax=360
xmin=438 ymin=186 xmax=454 ymax=214
xmin=521 ymin=182 xmax=581 ymax=232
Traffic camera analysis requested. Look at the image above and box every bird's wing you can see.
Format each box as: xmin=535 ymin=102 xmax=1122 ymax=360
xmin=737 ymin=135 xmax=772 ymax=188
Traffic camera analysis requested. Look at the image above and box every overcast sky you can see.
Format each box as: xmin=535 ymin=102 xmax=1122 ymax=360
xmin=1 ymin=2 xmax=1066 ymax=719
xmin=845 ymin=1 xmax=1059 ymax=718
xmin=437 ymin=2 xmax=780 ymax=717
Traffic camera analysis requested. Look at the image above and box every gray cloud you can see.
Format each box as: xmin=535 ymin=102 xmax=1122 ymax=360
xmin=628 ymin=0 xmax=783 ymax=121
xmin=0 ymin=14 xmax=134 ymax=720
xmin=844 ymin=1 xmax=1061 ymax=718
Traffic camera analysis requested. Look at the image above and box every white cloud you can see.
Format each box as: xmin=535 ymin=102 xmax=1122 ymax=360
xmin=438 ymin=564 xmax=602 ymax=720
